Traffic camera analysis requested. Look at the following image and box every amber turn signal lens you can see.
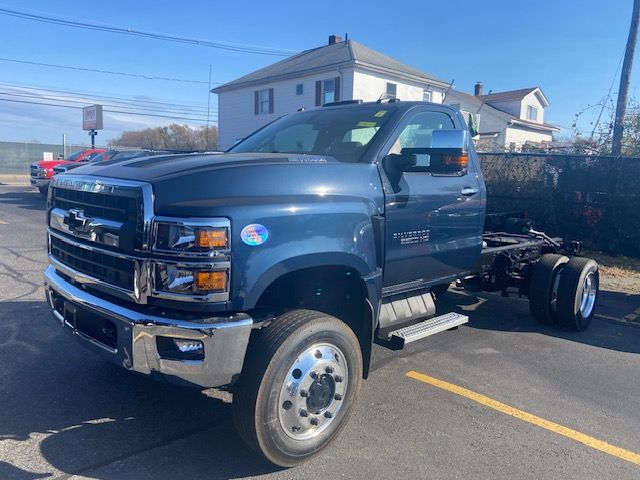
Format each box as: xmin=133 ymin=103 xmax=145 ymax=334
xmin=443 ymin=154 xmax=468 ymax=169
xmin=194 ymin=271 xmax=227 ymax=292
xmin=195 ymin=228 xmax=227 ymax=248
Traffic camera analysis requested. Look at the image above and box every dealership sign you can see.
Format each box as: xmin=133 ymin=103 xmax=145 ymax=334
xmin=82 ymin=104 xmax=103 ymax=131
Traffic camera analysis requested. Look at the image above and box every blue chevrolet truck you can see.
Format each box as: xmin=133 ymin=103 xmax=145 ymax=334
xmin=44 ymin=100 xmax=599 ymax=467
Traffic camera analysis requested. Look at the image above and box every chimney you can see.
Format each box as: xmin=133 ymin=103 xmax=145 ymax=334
xmin=474 ymin=81 xmax=483 ymax=96
xmin=328 ymin=34 xmax=343 ymax=45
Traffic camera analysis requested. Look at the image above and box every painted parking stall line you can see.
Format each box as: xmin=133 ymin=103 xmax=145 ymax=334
xmin=406 ymin=370 xmax=640 ymax=467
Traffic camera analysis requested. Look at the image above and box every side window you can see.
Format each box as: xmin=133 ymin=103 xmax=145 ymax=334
xmin=388 ymin=111 xmax=455 ymax=155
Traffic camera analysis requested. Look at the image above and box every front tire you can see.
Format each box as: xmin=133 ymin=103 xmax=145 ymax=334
xmin=38 ymin=185 xmax=48 ymax=196
xmin=233 ymin=309 xmax=362 ymax=467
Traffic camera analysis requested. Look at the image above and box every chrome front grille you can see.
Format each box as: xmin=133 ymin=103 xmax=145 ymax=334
xmin=50 ymin=181 xmax=143 ymax=251
xmin=47 ymin=175 xmax=154 ymax=303
xmin=50 ymin=235 xmax=135 ymax=289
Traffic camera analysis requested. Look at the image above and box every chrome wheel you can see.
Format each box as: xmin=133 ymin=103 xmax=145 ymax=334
xmin=579 ymin=271 xmax=597 ymax=318
xmin=278 ymin=343 xmax=348 ymax=440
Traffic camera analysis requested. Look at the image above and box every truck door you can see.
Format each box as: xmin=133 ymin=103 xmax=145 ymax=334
xmin=380 ymin=107 xmax=484 ymax=290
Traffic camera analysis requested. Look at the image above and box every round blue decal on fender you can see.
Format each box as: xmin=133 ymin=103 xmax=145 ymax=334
xmin=241 ymin=224 xmax=269 ymax=246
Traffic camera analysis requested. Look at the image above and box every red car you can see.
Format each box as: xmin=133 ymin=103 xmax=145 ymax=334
xmin=30 ymin=148 xmax=105 ymax=195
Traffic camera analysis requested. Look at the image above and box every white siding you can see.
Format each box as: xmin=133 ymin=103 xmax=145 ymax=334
xmin=520 ymin=91 xmax=545 ymax=124
xmin=352 ymin=68 xmax=444 ymax=103
xmin=504 ymin=127 xmax=552 ymax=148
xmin=217 ymin=70 xmax=355 ymax=150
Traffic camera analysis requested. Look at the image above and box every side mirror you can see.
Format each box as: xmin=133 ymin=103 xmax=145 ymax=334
xmin=385 ymin=129 xmax=469 ymax=175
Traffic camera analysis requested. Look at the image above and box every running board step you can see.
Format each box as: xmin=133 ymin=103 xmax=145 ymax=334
xmin=389 ymin=312 xmax=468 ymax=348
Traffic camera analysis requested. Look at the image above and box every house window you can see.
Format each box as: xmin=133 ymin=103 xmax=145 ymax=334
xmin=296 ymin=83 xmax=304 ymax=95
xmin=423 ymin=90 xmax=432 ymax=102
xmin=323 ymin=79 xmax=336 ymax=104
xmin=386 ymin=82 xmax=397 ymax=98
xmin=527 ymin=105 xmax=538 ymax=121
xmin=255 ymin=88 xmax=273 ymax=115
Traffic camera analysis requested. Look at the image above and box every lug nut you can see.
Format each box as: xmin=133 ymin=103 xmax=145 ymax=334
xmin=309 ymin=417 xmax=319 ymax=426
xmin=334 ymin=375 xmax=343 ymax=383
xmin=314 ymin=350 xmax=322 ymax=359
xmin=325 ymin=366 xmax=334 ymax=374
xmin=292 ymin=425 xmax=301 ymax=433
xmin=299 ymin=409 xmax=308 ymax=417
xmin=334 ymin=393 xmax=342 ymax=401
xmin=300 ymin=389 xmax=308 ymax=398
xmin=324 ymin=411 xmax=333 ymax=418
xmin=310 ymin=371 xmax=318 ymax=379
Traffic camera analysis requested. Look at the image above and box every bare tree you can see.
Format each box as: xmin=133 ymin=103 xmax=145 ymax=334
xmin=110 ymin=124 xmax=218 ymax=151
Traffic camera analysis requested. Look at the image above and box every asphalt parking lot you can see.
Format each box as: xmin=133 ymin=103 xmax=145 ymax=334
xmin=1 ymin=184 xmax=640 ymax=480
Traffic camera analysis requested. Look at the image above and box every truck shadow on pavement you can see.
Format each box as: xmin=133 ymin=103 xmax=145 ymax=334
xmin=440 ymin=289 xmax=640 ymax=355
xmin=0 ymin=300 xmax=280 ymax=479
xmin=0 ymin=188 xmax=46 ymax=212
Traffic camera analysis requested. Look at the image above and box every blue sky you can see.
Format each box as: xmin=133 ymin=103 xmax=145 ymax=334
xmin=0 ymin=0 xmax=635 ymax=144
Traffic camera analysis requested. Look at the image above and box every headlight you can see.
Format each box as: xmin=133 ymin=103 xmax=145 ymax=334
xmin=153 ymin=218 xmax=229 ymax=254
xmin=154 ymin=263 xmax=228 ymax=296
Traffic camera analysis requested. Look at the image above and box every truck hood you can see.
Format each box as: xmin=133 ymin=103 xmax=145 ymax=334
xmin=69 ymin=152 xmax=334 ymax=183
xmin=65 ymin=153 xmax=382 ymax=217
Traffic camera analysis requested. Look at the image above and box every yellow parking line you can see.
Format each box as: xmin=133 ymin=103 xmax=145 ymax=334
xmin=406 ymin=371 xmax=640 ymax=466
xmin=0 ymin=219 xmax=8 ymax=225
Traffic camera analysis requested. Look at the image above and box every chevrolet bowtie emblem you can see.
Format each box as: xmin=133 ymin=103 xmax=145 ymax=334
xmin=64 ymin=208 xmax=93 ymax=234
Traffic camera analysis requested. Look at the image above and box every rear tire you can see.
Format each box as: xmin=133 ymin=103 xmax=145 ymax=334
xmin=556 ymin=257 xmax=599 ymax=331
xmin=431 ymin=283 xmax=450 ymax=299
xmin=233 ymin=309 xmax=362 ymax=467
xmin=528 ymin=254 xmax=569 ymax=325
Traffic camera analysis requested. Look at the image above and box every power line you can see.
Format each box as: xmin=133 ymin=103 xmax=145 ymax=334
xmin=0 ymin=97 xmax=216 ymax=123
xmin=0 ymin=91 xmax=218 ymax=118
xmin=0 ymin=56 xmax=218 ymax=85
xmin=0 ymin=7 xmax=297 ymax=56
xmin=0 ymin=80 xmax=212 ymax=112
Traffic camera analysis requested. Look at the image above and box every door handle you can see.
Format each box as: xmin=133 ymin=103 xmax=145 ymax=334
xmin=460 ymin=187 xmax=479 ymax=196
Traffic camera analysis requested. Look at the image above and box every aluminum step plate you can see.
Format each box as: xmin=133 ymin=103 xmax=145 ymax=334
xmin=390 ymin=312 xmax=468 ymax=347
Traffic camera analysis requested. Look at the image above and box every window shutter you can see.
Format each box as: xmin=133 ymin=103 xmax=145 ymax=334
xmin=268 ymin=88 xmax=274 ymax=114
xmin=254 ymin=91 xmax=259 ymax=115
xmin=334 ymin=76 xmax=341 ymax=102
xmin=315 ymin=80 xmax=322 ymax=106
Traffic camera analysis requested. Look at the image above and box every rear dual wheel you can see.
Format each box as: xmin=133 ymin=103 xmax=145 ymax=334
xmin=528 ymin=254 xmax=599 ymax=331
xmin=233 ymin=309 xmax=362 ymax=467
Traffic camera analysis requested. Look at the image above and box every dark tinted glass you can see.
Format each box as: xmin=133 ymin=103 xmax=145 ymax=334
xmin=230 ymin=105 xmax=396 ymax=163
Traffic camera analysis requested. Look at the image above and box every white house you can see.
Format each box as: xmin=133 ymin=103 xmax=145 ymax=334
xmin=213 ymin=35 xmax=451 ymax=149
xmin=444 ymin=83 xmax=560 ymax=151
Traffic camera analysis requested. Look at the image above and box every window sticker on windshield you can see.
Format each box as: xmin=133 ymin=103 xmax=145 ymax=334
xmin=374 ymin=110 xmax=387 ymax=117
xmin=357 ymin=121 xmax=377 ymax=128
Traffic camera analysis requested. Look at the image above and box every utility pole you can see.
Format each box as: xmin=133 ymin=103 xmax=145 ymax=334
xmin=612 ymin=0 xmax=640 ymax=156
xmin=206 ymin=64 xmax=212 ymax=151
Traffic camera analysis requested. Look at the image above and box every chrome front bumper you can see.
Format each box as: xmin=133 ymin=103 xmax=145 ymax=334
xmin=31 ymin=178 xmax=49 ymax=188
xmin=44 ymin=265 xmax=253 ymax=388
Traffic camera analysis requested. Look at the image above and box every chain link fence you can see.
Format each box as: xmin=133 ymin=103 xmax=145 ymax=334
xmin=0 ymin=141 xmax=95 ymax=175
xmin=479 ymin=153 xmax=640 ymax=256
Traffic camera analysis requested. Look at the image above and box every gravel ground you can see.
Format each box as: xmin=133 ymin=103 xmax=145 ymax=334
xmin=584 ymin=250 xmax=640 ymax=295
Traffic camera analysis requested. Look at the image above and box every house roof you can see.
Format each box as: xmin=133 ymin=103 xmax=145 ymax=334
xmin=479 ymin=87 xmax=550 ymax=108
xmin=477 ymin=87 xmax=537 ymax=103
xmin=446 ymin=89 xmax=559 ymax=132
xmin=212 ymin=39 xmax=449 ymax=93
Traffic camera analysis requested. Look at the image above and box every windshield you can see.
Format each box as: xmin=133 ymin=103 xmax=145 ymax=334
xmin=230 ymin=105 xmax=396 ymax=163
xmin=66 ymin=150 xmax=84 ymax=161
